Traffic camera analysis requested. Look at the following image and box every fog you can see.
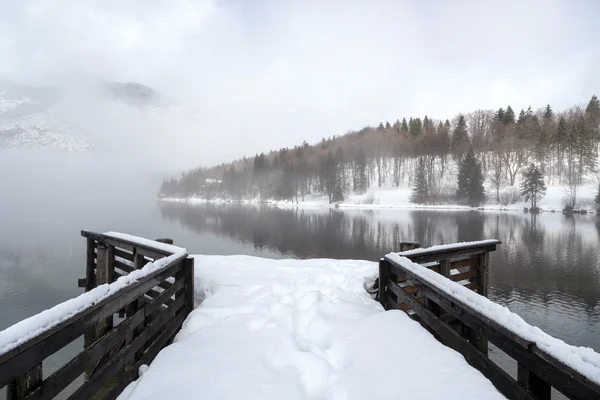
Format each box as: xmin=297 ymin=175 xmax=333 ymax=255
xmin=1 ymin=0 xmax=599 ymax=172
xmin=0 ymin=0 xmax=599 ymax=227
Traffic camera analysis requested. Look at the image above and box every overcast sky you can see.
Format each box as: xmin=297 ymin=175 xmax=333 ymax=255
xmin=1 ymin=0 xmax=598 ymax=168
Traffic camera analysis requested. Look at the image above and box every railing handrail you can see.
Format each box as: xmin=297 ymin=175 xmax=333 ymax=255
xmin=397 ymin=239 xmax=501 ymax=263
xmin=81 ymin=229 xmax=180 ymax=257
xmin=383 ymin=253 xmax=600 ymax=400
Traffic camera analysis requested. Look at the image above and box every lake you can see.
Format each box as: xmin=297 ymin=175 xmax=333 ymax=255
xmin=1 ymin=197 xmax=599 ymax=398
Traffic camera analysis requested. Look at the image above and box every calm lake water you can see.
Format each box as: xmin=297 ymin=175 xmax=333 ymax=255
xmin=1 ymin=197 xmax=599 ymax=397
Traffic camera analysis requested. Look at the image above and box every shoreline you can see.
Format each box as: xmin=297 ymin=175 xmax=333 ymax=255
xmin=156 ymin=197 xmax=596 ymax=215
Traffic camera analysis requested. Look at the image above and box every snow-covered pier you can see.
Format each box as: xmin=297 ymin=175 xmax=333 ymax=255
xmin=1 ymin=233 xmax=599 ymax=400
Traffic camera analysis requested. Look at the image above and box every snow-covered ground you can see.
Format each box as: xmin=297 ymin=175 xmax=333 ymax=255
xmin=160 ymin=181 xmax=599 ymax=213
xmin=118 ymin=255 xmax=505 ymax=400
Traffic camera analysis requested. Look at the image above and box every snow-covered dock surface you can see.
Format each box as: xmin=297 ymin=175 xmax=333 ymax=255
xmin=119 ymin=255 xmax=505 ymax=400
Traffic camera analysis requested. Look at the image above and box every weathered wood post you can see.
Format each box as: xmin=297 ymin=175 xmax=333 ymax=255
xmin=184 ymin=257 xmax=195 ymax=313
xmin=517 ymin=364 xmax=551 ymax=399
xmin=466 ymin=252 xmax=489 ymax=355
xmin=95 ymin=243 xmax=114 ymax=339
xmin=378 ymin=259 xmax=388 ymax=309
xmin=7 ymin=365 xmax=42 ymax=400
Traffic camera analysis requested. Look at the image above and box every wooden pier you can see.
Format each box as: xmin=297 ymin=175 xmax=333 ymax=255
xmin=1 ymin=233 xmax=599 ymax=399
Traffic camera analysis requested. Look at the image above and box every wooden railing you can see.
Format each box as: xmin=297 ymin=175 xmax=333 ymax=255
xmin=379 ymin=241 xmax=600 ymax=400
xmin=0 ymin=231 xmax=195 ymax=400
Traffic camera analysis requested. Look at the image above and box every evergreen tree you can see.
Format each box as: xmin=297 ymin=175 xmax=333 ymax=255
xmin=410 ymin=157 xmax=429 ymax=204
xmin=353 ymin=147 xmax=368 ymax=194
xmin=456 ymin=148 xmax=485 ymax=206
xmin=451 ymin=115 xmax=470 ymax=157
xmin=520 ymin=164 xmax=546 ymax=209
xmin=503 ymin=105 xmax=516 ymax=124
xmin=385 ymin=121 xmax=391 ymax=130
xmin=409 ymin=117 xmax=422 ymax=137
xmin=401 ymin=118 xmax=408 ymax=132
xmin=586 ymin=95 xmax=600 ymax=115
xmin=377 ymin=122 xmax=385 ymax=130
xmin=595 ymin=184 xmax=600 ymax=211
xmin=543 ymin=104 xmax=553 ymax=121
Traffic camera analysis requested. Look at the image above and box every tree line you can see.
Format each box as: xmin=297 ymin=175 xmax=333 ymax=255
xmin=159 ymin=95 xmax=600 ymax=207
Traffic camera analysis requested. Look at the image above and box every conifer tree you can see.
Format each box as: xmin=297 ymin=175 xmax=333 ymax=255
xmin=401 ymin=118 xmax=408 ymax=132
xmin=410 ymin=157 xmax=429 ymax=204
xmin=456 ymin=148 xmax=485 ymax=206
xmin=520 ymin=164 xmax=546 ymax=210
xmin=451 ymin=115 xmax=470 ymax=158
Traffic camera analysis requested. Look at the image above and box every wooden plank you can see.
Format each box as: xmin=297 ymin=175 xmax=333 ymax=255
xmin=450 ymin=269 xmax=478 ymax=282
xmin=104 ymin=305 xmax=187 ymax=400
xmin=410 ymin=280 xmax=600 ymax=399
xmin=7 ymin=364 xmax=42 ymax=400
xmin=449 ymin=258 xmax=475 ymax=270
xmin=464 ymin=282 xmax=477 ymax=290
xmin=518 ymin=363 xmax=551 ymax=400
xmin=386 ymin=279 xmax=534 ymax=400
xmin=114 ymin=248 xmax=134 ymax=262
xmin=66 ymin=300 xmax=184 ymax=400
xmin=144 ymin=279 xmax=185 ymax=317
xmin=23 ymin=309 xmax=145 ymax=400
xmin=426 ymin=265 xmax=440 ymax=273
xmin=0 ymin=258 xmax=185 ymax=385
xmin=115 ymin=259 xmax=134 ymax=273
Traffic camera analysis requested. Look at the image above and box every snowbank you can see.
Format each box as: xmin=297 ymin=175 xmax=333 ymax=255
xmin=386 ymin=253 xmax=600 ymax=386
xmin=159 ymin=182 xmax=599 ymax=213
xmin=119 ymin=255 xmax=504 ymax=400
xmin=0 ymin=251 xmax=186 ymax=356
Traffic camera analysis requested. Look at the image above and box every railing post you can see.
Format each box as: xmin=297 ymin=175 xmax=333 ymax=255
xmin=7 ymin=364 xmax=42 ymax=400
xmin=78 ymin=238 xmax=96 ymax=290
xmin=378 ymin=258 xmax=388 ymax=310
xmin=518 ymin=363 xmax=551 ymax=399
xmin=184 ymin=257 xmax=195 ymax=315
xmin=95 ymin=243 xmax=114 ymax=339
xmin=467 ymin=253 xmax=489 ymax=355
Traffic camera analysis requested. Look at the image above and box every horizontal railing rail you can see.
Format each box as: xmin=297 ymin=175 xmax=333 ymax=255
xmin=380 ymin=252 xmax=600 ymax=400
xmin=0 ymin=231 xmax=195 ymax=400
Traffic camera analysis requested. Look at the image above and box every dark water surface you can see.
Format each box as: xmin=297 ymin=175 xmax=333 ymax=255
xmin=1 ymin=199 xmax=599 ymax=397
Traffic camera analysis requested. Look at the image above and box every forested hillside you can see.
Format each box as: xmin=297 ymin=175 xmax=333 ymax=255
xmin=159 ymin=96 xmax=600 ymax=207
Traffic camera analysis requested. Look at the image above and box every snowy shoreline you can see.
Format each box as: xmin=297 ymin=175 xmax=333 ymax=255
xmin=158 ymin=183 xmax=599 ymax=214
